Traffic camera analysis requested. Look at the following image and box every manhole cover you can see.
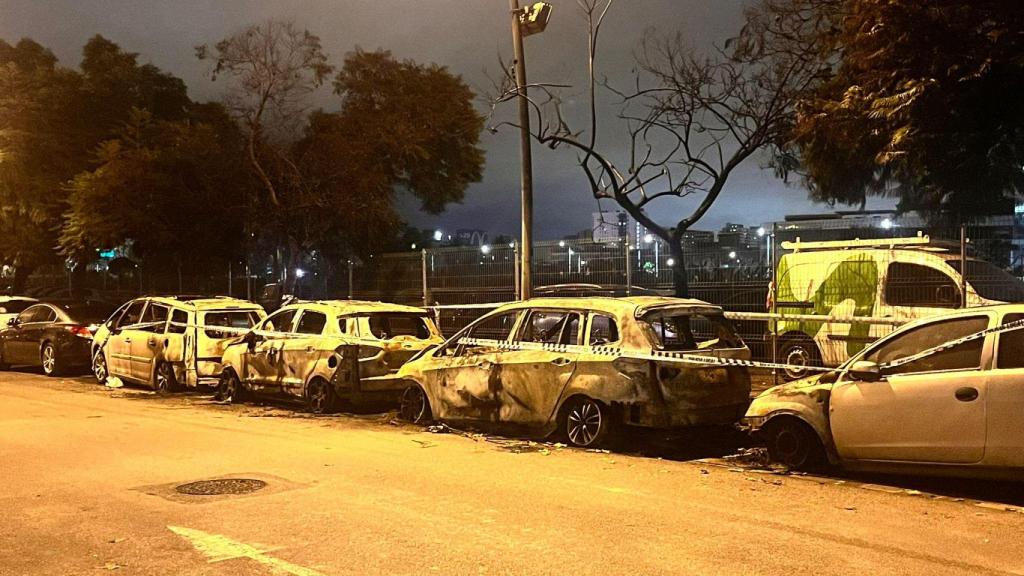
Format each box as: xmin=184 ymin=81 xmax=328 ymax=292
xmin=175 ymin=478 xmax=267 ymax=496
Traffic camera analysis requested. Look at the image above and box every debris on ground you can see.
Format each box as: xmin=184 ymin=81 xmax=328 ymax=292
xmin=411 ymin=439 xmax=437 ymax=448
xmin=104 ymin=377 xmax=123 ymax=389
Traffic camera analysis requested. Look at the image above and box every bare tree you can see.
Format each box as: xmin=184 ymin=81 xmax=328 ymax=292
xmin=196 ymin=19 xmax=333 ymax=210
xmin=490 ymin=0 xmax=826 ymax=296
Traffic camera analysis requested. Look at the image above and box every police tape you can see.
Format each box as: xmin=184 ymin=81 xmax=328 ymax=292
xmin=455 ymin=316 xmax=1024 ymax=374
xmin=453 ymin=336 xmax=835 ymax=373
xmin=115 ymin=320 xmax=394 ymax=347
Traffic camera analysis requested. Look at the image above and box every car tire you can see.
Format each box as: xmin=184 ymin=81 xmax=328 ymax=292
xmin=305 ymin=377 xmax=337 ymax=415
xmin=153 ymin=361 xmax=179 ymax=393
xmin=762 ymin=417 xmax=826 ymax=471
xmin=40 ymin=341 xmax=63 ymax=377
xmin=399 ymin=385 xmax=432 ymax=424
xmin=92 ymin=350 xmax=108 ymax=384
xmin=779 ymin=337 xmax=823 ymax=381
xmin=217 ymin=370 xmax=246 ymax=404
xmin=562 ymin=396 xmax=612 ymax=448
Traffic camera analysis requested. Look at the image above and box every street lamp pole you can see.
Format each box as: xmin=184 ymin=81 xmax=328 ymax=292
xmin=508 ymin=0 xmax=547 ymax=300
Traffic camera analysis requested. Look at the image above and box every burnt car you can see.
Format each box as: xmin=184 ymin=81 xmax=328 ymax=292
xmin=0 ymin=300 xmax=114 ymax=376
xmin=397 ymin=296 xmax=752 ymax=447
xmin=218 ymin=300 xmax=444 ymax=413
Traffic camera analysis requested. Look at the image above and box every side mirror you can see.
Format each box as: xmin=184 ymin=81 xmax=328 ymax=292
xmin=849 ymin=360 xmax=882 ymax=382
xmin=7 ymin=317 xmax=18 ymax=328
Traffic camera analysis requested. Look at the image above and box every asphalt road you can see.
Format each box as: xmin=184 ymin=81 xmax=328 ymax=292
xmin=2 ymin=370 xmax=1024 ymax=576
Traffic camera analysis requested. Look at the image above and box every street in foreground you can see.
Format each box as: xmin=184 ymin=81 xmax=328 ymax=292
xmin=2 ymin=370 xmax=1024 ymax=576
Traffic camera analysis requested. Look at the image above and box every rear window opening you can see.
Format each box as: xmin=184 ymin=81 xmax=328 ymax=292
xmin=203 ymin=310 xmax=261 ymax=338
xmin=366 ymin=313 xmax=432 ymax=340
xmin=642 ymin=311 xmax=743 ymax=351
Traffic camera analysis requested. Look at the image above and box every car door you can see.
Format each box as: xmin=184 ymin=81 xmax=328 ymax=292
xmin=245 ymin=307 xmax=298 ymax=391
xmin=426 ymin=310 xmax=522 ymax=423
xmin=7 ymin=305 xmax=56 ymax=364
xmin=280 ymin=309 xmax=330 ymax=397
xmin=982 ymin=312 xmax=1024 ymax=467
xmin=492 ymin=308 xmax=582 ymax=427
xmin=130 ymin=302 xmax=169 ymax=381
xmin=106 ymin=300 xmax=147 ymax=378
xmin=829 ymin=314 xmax=992 ymax=464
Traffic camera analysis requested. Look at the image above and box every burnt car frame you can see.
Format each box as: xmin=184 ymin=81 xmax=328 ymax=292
xmin=218 ymin=300 xmax=444 ymax=413
xmin=397 ymin=296 xmax=752 ymax=447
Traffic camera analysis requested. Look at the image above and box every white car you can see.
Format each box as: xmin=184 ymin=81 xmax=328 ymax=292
xmin=745 ymin=304 xmax=1024 ymax=480
xmin=0 ymin=296 xmax=38 ymax=328
xmin=92 ymin=296 xmax=266 ymax=391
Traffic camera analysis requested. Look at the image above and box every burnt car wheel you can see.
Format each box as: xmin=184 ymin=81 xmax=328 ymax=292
xmin=563 ymin=397 xmax=611 ymax=448
xmin=41 ymin=342 xmax=63 ymax=377
xmin=217 ymin=370 xmax=246 ymax=404
xmin=92 ymin=350 xmax=108 ymax=384
xmin=763 ymin=418 xmax=825 ymax=471
xmin=779 ymin=337 xmax=823 ymax=381
xmin=306 ymin=378 xmax=337 ymax=414
xmin=154 ymin=362 xmax=179 ymax=393
xmin=399 ymin=385 xmax=432 ymax=424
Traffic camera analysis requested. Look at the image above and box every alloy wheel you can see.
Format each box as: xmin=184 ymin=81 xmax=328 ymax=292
xmin=400 ymin=386 xmax=429 ymax=423
xmin=41 ymin=344 xmax=56 ymax=375
xmin=155 ymin=363 xmax=173 ymax=393
xmin=566 ymin=398 xmax=605 ymax=447
xmin=92 ymin=351 xmax=107 ymax=384
xmin=307 ymin=380 xmax=332 ymax=414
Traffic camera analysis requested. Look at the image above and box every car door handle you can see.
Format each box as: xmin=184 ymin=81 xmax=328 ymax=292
xmin=955 ymin=387 xmax=979 ymax=402
xmin=476 ymin=362 xmax=491 ymax=370
xmin=550 ymin=357 xmax=571 ymax=366
xmin=148 ymin=338 xmax=157 ymax=347
xmin=305 ymin=345 xmax=314 ymax=352
xmin=123 ymin=338 xmax=132 ymax=344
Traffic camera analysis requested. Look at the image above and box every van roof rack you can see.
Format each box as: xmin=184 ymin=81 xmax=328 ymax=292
xmin=781 ymin=233 xmax=947 ymax=252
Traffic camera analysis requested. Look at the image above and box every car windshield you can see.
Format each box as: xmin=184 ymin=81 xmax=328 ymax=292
xmin=642 ymin=311 xmax=743 ymax=351
xmin=947 ymin=260 xmax=1024 ymax=302
xmin=366 ymin=313 xmax=432 ymax=340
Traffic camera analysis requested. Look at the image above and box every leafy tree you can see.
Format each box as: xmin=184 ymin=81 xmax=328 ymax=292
xmin=199 ymin=25 xmax=485 ymax=291
xmin=781 ymin=0 xmax=1024 ymax=217
xmin=60 ymin=106 xmax=249 ymax=275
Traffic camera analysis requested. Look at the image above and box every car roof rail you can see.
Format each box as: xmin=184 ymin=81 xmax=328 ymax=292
xmin=781 ymin=232 xmax=941 ymax=253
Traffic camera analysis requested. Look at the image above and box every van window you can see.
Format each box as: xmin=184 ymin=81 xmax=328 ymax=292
xmin=885 ymin=263 xmax=959 ymax=308
xmin=137 ymin=304 xmax=169 ymax=332
xmin=588 ymin=315 xmax=619 ymax=346
xmin=643 ymin=311 xmax=742 ymax=351
xmin=997 ymin=314 xmax=1024 ymax=369
xmin=296 ymin=311 xmax=327 ymax=335
xmin=115 ymin=301 xmax=147 ymax=329
xmin=262 ymin=308 xmax=297 ymax=333
xmin=205 ymin=310 xmax=260 ymax=338
xmin=366 ymin=314 xmax=432 ymax=340
xmin=865 ymin=316 xmax=987 ymax=375
xmin=948 ymin=260 xmax=1024 ymax=302
xmin=517 ymin=310 xmax=581 ymax=345
xmin=167 ymin=309 xmax=189 ymax=334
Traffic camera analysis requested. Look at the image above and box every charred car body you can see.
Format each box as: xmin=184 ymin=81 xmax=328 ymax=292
xmin=91 ymin=296 xmax=266 ymax=392
xmin=218 ymin=300 xmax=444 ymax=413
xmin=397 ymin=297 xmax=752 ymax=447
xmin=745 ymin=304 xmax=1024 ymax=480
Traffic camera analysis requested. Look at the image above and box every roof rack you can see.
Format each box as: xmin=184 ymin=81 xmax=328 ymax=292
xmin=781 ymin=233 xmax=942 ymax=253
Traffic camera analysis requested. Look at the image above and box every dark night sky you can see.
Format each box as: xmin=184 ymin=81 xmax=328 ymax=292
xmin=0 ymin=0 xmax=891 ymax=238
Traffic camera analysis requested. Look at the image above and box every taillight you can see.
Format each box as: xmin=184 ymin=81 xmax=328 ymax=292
xmin=66 ymin=325 xmax=93 ymax=338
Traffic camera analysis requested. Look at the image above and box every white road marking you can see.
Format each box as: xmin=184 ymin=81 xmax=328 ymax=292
xmin=168 ymin=525 xmax=323 ymax=576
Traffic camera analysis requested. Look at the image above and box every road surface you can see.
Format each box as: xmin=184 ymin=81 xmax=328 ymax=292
xmin=2 ymin=369 xmax=1023 ymax=575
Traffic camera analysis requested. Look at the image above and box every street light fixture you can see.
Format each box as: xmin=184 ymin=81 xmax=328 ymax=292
xmin=509 ymin=0 xmax=553 ymax=301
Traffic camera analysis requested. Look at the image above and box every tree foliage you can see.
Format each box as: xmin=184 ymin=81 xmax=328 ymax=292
xmin=199 ymin=23 xmax=485 ymax=290
xmin=783 ymin=0 xmax=1024 ymax=216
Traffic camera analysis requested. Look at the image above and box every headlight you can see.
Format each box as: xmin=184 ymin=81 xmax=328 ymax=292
xmin=741 ymin=415 xmax=768 ymax=429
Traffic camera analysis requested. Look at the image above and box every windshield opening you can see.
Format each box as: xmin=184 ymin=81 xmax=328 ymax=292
xmin=948 ymin=260 xmax=1024 ymax=302
xmin=367 ymin=313 xmax=432 ymax=340
xmin=642 ymin=311 xmax=743 ymax=351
